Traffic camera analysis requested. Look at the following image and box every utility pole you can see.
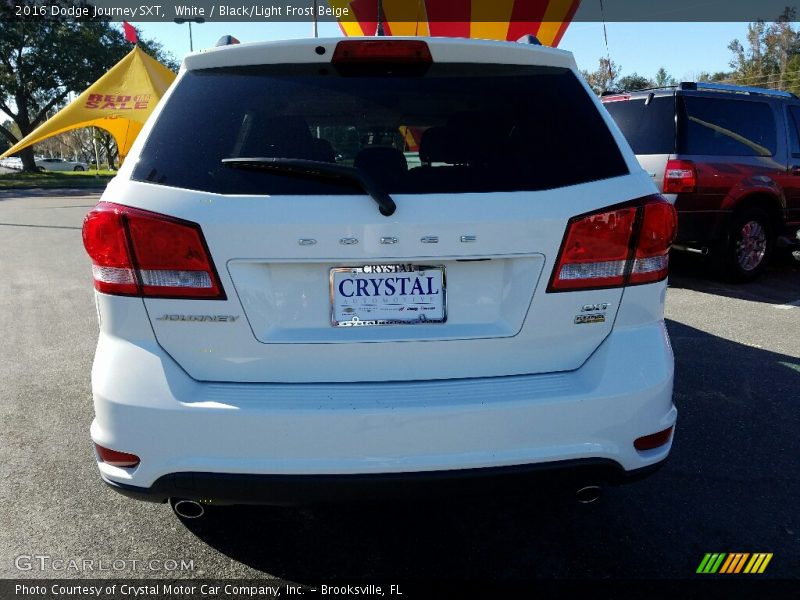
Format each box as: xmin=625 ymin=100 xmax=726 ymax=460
xmin=174 ymin=18 xmax=204 ymax=52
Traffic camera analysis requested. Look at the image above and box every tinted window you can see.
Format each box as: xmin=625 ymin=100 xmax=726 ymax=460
xmin=132 ymin=63 xmax=628 ymax=195
xmin=603 ymin=96 xmax=676 ymax=155
xmin=680 ymin=97 xmax=776 ymax=156
xmin=787 ymin=105 xmax=800 ymax=157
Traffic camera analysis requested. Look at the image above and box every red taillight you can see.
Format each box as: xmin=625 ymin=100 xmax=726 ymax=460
xmin=663 ymin=159 xmax=696 ymax=193
xmin=94 ymin=443 xmax=140 ymax=468
xmin=629 ymin=201 xmax=678 ymax=285
xmin=550 ymin=206 xmax=638 ymax=290
xmin=634 ymin=426 xmax=674 ymax=451
xmin=81 ymin=207 xmax=138 ymax=296
xmin=82 ymin=202 xmax=225 ymax=299
xmin=332 ymin=40 xmax=432 ymax=64
xmin=548 ymin=196 xmax=677 ymax=292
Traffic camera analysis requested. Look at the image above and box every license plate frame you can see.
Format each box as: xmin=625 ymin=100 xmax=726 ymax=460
xmin=330 ymin=264 xmax=447 ymax=327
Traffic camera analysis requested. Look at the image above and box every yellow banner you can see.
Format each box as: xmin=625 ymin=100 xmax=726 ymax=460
xmin=1 ymin=46 xmax=176 ymax=162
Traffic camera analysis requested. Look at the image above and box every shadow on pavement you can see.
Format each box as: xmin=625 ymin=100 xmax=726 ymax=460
xmin=668 ymin=250 xmax=800 ymax=305
xmin=0 ymin=188 xmax=104 ymax=200
xmin=178 ymin=321 xmax=799 ymax=580
xmin=0 ymin=222 xmax=81 ymax=230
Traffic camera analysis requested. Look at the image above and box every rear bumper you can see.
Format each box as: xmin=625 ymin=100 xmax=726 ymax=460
xmin=90 ymin=319 xmax=676 ymax=504
xmin=101 ymin=459 xmax=667 ymax=505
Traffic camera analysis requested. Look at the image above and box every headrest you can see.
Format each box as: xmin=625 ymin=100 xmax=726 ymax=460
xmin=418 ymin=126 xmax=471 ymax=165
xmin=354 ymin=146 xmax=408 ymax=176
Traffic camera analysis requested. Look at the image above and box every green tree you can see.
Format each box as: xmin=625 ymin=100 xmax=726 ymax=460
xmin=696 ymin=71 xmax=730 ymax=83
xmin=653 ymin=67 xmax=677 ymax=88
xmin=0 ymin=13 xmax=176 ymax=171
xmin=726 ymin=9 xmax=800 ymax=92
xmin=618 ymin=73 xmax=653 ymax=92
xmin=0 ymin=120 xmax=12 ymax=153
xmin=581 ymin=58 xmax=622 ymax=95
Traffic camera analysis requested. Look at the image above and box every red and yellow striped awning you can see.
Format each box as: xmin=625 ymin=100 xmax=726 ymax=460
xmin=330 ymin=0 xmax=581 ymax=47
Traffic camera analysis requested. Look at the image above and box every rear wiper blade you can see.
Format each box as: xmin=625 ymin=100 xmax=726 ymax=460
xmin=221 ymin=157 xmax=396 ymax=217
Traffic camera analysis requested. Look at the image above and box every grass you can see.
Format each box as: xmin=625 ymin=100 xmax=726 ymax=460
xmin=0 ymin=169 xmax=116 ymax=189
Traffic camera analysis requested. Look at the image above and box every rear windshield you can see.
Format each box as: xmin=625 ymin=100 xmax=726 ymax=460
xmin=132 ymin=63 xmax=628 ymax=195
xmin=603 ymin=96 xmax=676 ymax=155
xmin=679 ymin=96 xmax=776 ymax=157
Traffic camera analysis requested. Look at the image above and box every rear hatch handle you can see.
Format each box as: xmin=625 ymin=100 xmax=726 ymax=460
xmin=221 ymin=157 xmax=397 ymax=216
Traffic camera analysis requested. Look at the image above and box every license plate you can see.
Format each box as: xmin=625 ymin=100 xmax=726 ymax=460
xmin=330 ymin=264 xmax=447 ymax=327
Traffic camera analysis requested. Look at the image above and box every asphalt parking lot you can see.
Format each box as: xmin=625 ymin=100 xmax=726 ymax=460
xmin=0 ymin=191 xmax=797 ymax=581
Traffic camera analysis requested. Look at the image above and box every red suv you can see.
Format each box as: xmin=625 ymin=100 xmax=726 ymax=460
xmin=603 ymin=82 xmax=800 ymax=281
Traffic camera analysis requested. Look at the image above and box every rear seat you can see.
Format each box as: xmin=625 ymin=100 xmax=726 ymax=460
xmin=407 ymin=125 xmax=474 ymax=191
xmin=242 ymin=116 xmax=336 ymax=162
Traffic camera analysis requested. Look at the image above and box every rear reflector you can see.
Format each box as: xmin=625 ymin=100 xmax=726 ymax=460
xmin=634 ymin=426 xmax=674 ymax=451
xmin=332 ymin=40 xmax=432 ymax=64
xmin=94 ymin=444 xmax=140 ymax=468
xmin=663 ymin=159 xmax=697 ymax=193
xmin=82 ymin=202 xmax=225 ymax=299
xmin=548 ymin=195 xmax=677 ymax=292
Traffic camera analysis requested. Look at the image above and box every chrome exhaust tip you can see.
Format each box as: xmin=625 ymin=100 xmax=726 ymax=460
xmin=170 ymin=498 xmax=205 ymax=519
xmin=576 ymin=485 xmax=602 ymax=504
xmin=672 ymin=244 xmax=709 ymax=256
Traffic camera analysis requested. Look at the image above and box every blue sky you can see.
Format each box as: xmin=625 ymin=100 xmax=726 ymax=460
xmin=561 ymin=22 xmax=750 ymax=79
xmin=134 ymin=21 xmax=751 ymax=81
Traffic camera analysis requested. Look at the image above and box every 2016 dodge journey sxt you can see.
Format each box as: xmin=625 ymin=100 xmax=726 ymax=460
xmin=82 ymin=37 xmax=678 ymax=513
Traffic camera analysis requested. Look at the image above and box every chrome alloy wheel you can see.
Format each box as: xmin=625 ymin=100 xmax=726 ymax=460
xmin=736 ymin=220 xmax=767 ymax=271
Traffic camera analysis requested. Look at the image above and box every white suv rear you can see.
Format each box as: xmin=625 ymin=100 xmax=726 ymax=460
xmin=83 ymin=37 xmax=677 ymax=508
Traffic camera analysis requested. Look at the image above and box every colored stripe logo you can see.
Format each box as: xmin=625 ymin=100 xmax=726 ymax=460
xmin=697 ymin=553 xmax=773 ymax=574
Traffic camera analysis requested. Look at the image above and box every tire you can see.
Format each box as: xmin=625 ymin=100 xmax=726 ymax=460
xmin=37 ymin=166 xmax=45 ymax=172
xmin=73 ymin=165 xmax=85 ymax=171
xmin=719 ymin=207 xmax=774 ymax=282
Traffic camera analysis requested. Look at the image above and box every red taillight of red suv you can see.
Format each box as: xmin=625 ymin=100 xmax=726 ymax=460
xmin=82 ymin=202 xmax=225 ymax=299
xmin=548 ymin=196 xmax=677 ymax=292
xmin=663 ymin=159 xmax=697 ymax=193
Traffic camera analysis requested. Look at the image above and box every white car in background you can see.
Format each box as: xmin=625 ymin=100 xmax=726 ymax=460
xmin=0 ymin=156 xmax=22 ymax=169
xmin=82 ymin=37 xmax=678 ymax=517
xmin=36 ymin=157 xmax=89 ymax=171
